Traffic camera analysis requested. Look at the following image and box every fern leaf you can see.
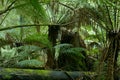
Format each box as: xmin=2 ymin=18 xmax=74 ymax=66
xmin=16 ymin=59 xmax=44 ymax=68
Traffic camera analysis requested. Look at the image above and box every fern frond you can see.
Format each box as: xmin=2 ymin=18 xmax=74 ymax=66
xmin=54 ymin=43 xmax=73 ymax=60
xmin=61 ymin=47 xmax=85 ymax=58
xmin=0 ymin=46 xmax=17 ymax=59
xmin=54 ymin=43 xmax=86 ymax=60
xmin=16 ymin=59 xmax=44 ymax=68
xmin=17 ymin=45 xmax=42 ymax=60
xmin=29 ymin=0 xmax=49 ymax=23
xmin=24 ymin=33 xmax=52 ymax=48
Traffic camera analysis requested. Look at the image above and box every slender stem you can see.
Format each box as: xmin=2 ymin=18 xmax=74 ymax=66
xmin=0 ymin=0 xmax=16 ymax=15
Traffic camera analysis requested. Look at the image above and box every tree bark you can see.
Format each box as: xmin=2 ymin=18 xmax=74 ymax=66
xmin=46 ymin=25 xmax=60 ymax=68
xmin=105 ymin=39 xmax=119 ymax=80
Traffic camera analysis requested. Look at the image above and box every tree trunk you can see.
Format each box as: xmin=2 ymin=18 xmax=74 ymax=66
xmin=105 ymin=39 xmax=119 ymax=80
xmin=46 ymin=25 xmax=60 ymax=68
xmin=48 ymin=25 xmax=60 ymax=46
xmin=45 ymin=49 xmax=54 ymax=68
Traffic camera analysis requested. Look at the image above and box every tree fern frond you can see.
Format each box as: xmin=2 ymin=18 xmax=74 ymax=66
xmin=16 ymin=59 xmax=44 ymax=68
xmin=16 ymin=45 xmax=42 ymax=60
xmin=61 ymin=47 xmax=85 ymax=58
xmin=54 ymin=43 xmax=85 ymax=60
xmin=29 ymin=0 xmax=49 ymax=23
xmin=24 ymin=33 xmax=52 ymax=48
xmin=54 ymin=43 xmax=73 ymax=60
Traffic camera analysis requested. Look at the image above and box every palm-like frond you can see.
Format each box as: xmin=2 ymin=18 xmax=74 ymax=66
xmin=24 ymin=33 xmax=52 ymax=49
xmin=29 ymin=0 xmax=49 ymax=22
xmin=13 ymin=0 xmax=49 ymax=24
xmin=54 ymin=43 xmax=72 ymax=49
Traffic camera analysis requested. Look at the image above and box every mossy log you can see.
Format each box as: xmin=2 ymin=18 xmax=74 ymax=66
xmin=0 ymin=68 xmax=94 ymax=80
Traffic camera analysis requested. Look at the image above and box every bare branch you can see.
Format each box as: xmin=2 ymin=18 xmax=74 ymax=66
xmin=0 ymin=21 xmax=77 ymax=31
xmin=0 ymin=24 xmax=49 ymax=31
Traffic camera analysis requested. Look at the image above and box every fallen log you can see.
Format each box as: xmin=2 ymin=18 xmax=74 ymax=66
xmin=0 ymin=68 xmax=93 ymax=80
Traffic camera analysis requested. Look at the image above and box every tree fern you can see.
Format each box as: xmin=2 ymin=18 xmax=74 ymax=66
xmin=54 ymin=43 xmax=86 ymax=70
xmin=16 ymin=59 xmax=44 ymax=68
xmin=24 ymin=33 xmax=52 ymax=49
xmin=14 ymin=0 xmax=49 ymax=24
xmin=54 ymin=43 xmax=86 ymax=59
xmin=54 ymin=43 xmax=72 ymax=60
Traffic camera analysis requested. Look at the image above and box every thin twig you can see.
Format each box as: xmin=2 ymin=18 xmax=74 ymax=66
xmin=0 ymin=0 xmax=16 ymax=15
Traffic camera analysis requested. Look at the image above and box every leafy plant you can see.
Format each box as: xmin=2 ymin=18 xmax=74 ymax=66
xmin=54 ymin=43 xmax=86 ymax=70
xmin=16 ymin=59 xmax=44 ymax=68
xmin=0 ymin=44 xmax=45 ymax=68
xmin=0 ymin=45 xmax=17 ymax=59
xmin=24 ymin=33 xmax=52 ymax=49
xmin=0 ymin=45 xmax=18 ymax=67
xmin=17 ymin=45 xmax=41 ymax=60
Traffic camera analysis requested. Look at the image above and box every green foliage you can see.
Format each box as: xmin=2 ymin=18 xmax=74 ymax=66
xmin=0 ymin=38 xmax=10 ymax=47
xmin=17 ymin=45 xmax=41 ymax=60
xmin=29 ymin=0 xmax=49 ymax=22
xmin=14 ymin=0 xmax=49 ymax=24
xmin=54 ymin=43 xmax=87 ymax=70
xmin=0 ymin=1 xmax=119 ymax=79
xmin=54 ymin=43 xmax=85 ymax=60
xmin=0 ymin=45 xmax=18 ymax=67
xmin=2 ymin=75 xmax=12 ymax=80
xmin=0 ymin=46 xmax=17 ymax=59
xmin=24 ymin=33 xmax=52 ymax=49
xmin=0 ymin=44 xmax=45 ymax=68
xmin=16 ymin=59 xmax=44 ymax=68
xmin=54 ymin=43 xmax=72 ymax=60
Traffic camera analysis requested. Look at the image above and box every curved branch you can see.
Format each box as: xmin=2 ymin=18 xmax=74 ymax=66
xmin=0 ymin=24 xmax=49 ymax=31
xmin=0 ymin=18 xmax=77 ymax=31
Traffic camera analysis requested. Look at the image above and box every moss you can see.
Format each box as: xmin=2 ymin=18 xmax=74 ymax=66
xmin=0 ymin=68 xmax=52 ymax=80
xmin=2 ymin=74 xmax=12 ymax=79
xmin=0 ymin=68 xmax=92 ymax=80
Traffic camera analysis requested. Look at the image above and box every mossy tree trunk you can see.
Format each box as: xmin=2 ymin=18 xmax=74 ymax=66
xmin=0 ymin=68 xmax=91 ymax=80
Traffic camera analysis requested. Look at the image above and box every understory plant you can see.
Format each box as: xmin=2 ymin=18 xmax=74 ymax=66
xmin=54 ymin=43 xmax=86 ymax=71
